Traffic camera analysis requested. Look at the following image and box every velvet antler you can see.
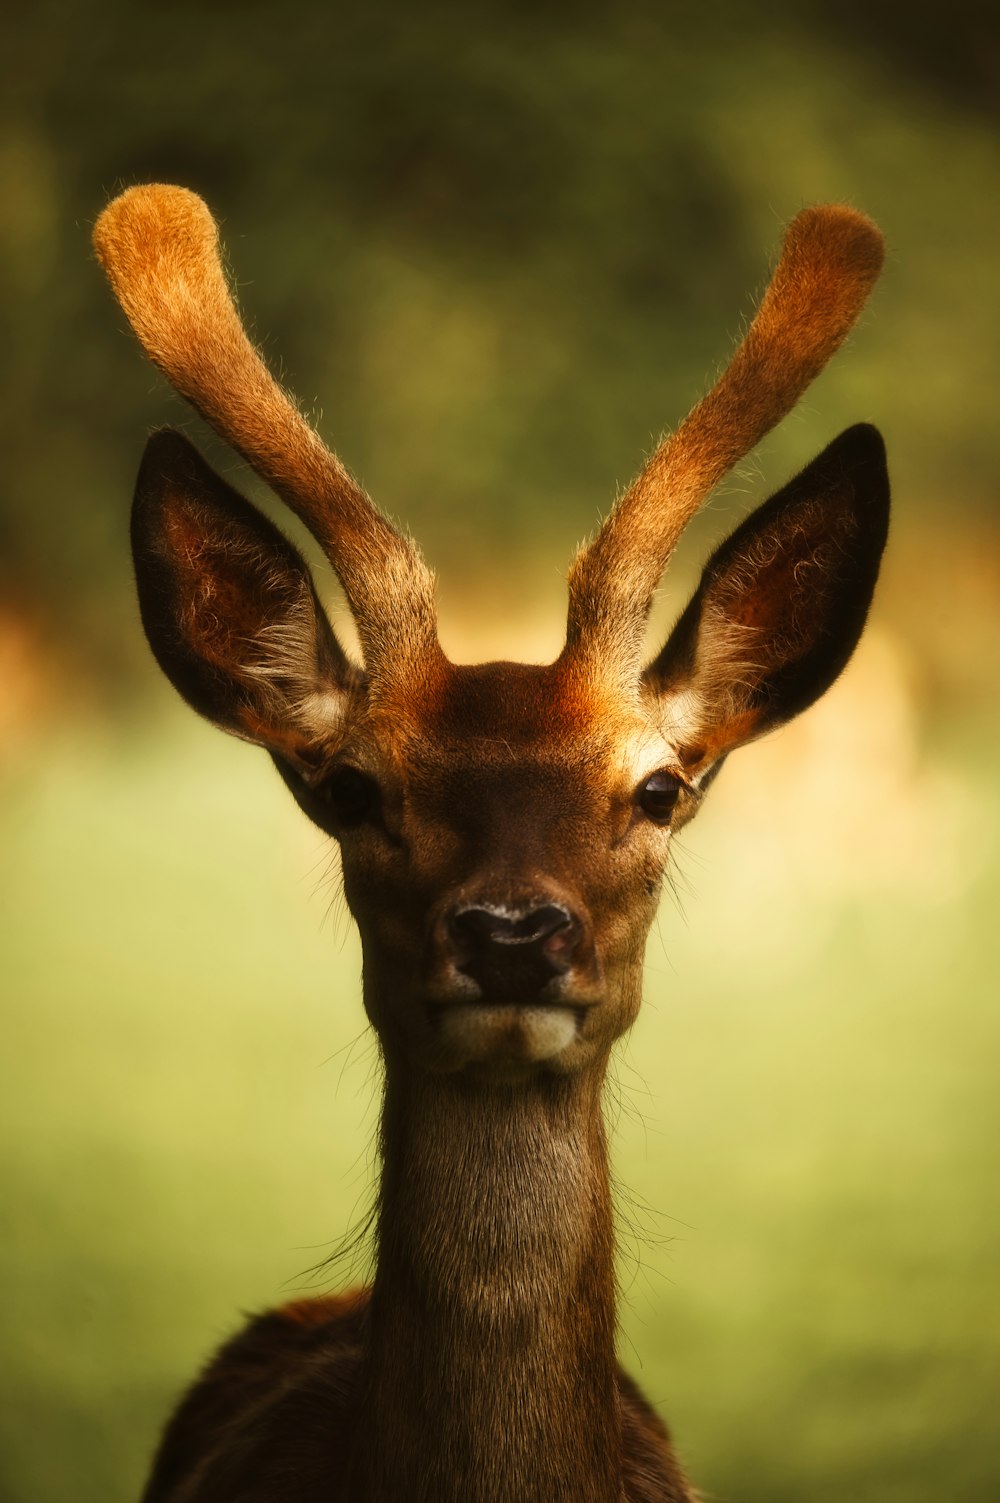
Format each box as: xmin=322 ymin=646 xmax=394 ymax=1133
xmin=93 ymin=185 xmax=440 ymax=682
xmin=564 ymin=205 xmax=885 ymax=682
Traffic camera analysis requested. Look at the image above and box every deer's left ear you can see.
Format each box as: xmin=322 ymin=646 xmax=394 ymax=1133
xmin=644 ymin=424 xmax=889 ymax=776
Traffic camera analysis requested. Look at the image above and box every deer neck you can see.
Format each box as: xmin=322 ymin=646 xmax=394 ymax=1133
xmin=355 ymin=1061 xmax=622 ymax=1503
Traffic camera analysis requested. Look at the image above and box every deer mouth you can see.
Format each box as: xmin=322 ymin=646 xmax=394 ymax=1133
xmin=423 ymin=970 xmax=603 ymax=1071
xmin=429 ymin=999 xmax=585 ymax=1070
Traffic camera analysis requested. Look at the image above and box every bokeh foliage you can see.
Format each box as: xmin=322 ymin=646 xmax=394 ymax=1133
xmin=2 ymin=4 xmax=998 ymax=1502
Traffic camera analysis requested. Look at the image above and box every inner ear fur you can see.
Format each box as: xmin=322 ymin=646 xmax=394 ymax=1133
xmin=645 ymin=423 xmax=889 ymax=768
xmin=132 ymin=429 xmax=362 ymax=771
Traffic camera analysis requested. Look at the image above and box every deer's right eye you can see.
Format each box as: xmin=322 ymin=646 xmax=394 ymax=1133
xmin=318 ymin=766 xmax=379 ymax=828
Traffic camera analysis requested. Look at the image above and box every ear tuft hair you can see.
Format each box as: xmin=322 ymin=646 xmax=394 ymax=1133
xmin=132 ymin=430 xmax=360 ymax=769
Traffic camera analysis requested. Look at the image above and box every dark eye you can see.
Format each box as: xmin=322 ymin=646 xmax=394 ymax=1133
xmin=638 ymin=771 xmax=681 ymax=825
xmin=318 ymin=766 xmax=379 ymax=829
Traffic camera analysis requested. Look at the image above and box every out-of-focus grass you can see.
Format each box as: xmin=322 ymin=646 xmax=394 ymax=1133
xmin=0 ymin=725 xmax=375 ymax=1501
xmin=2 ymin=659 xmax=998 ymax=1502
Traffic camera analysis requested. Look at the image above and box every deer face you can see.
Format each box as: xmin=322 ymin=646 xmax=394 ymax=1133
xmin=97 ymin=187 xmax=889 ymax=1082
xmin=304 ymin=662 xmax=674 ymax=1075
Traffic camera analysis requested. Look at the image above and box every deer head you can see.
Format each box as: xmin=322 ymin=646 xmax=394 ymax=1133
xmin=94 ymin=187 xmax=888 ymax=1087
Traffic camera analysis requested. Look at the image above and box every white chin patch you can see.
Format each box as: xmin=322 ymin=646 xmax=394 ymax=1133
xmin=437 ymin=1004 xmax=578 ymax=1067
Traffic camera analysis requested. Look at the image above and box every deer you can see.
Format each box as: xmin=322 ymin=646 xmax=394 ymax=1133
xmin=93 ymin=184 xmax=889 ymax=1503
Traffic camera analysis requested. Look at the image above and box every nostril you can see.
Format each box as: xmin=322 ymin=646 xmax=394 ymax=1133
xmin=450 ymin=903 xmax=573 ymax=950
xmin=541 ymin=924 xmax=573 ymax=957
xmin=446 ymin=903 xmax=582 ymax=998
xmin=514 ymin=904 xmax=574 ymax=946
xmin=450 ymin=907 xmax=507 ymax=948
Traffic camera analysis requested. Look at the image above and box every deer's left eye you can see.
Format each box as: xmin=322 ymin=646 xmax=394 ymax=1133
xmin=638 ymin=771 xmax=681 ymax=825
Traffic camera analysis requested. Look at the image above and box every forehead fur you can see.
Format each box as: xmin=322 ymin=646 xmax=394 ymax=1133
xmin=362 ymin=660 xmax=674 ymax=786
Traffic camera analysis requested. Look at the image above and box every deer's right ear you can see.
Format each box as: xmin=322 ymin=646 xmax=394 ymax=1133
xmin=132 ymin=430 xmax=361 ymax=774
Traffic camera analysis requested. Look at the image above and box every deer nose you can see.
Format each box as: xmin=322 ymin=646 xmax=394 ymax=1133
xmin=447 ymin=903 xmax=580 ymax=1000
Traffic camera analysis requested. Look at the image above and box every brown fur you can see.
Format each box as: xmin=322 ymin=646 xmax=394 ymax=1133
xmin=142 ymin=1287 xmax=692 ymax=1503
xmin=98 ymin=189 xmax=890 ymax=1503
xmin=566 ymin=205 xmax=884 ymax=682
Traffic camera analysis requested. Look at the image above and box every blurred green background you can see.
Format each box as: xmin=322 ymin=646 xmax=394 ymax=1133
xmin=2 ymin=3 xmax=999 ymax=1500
